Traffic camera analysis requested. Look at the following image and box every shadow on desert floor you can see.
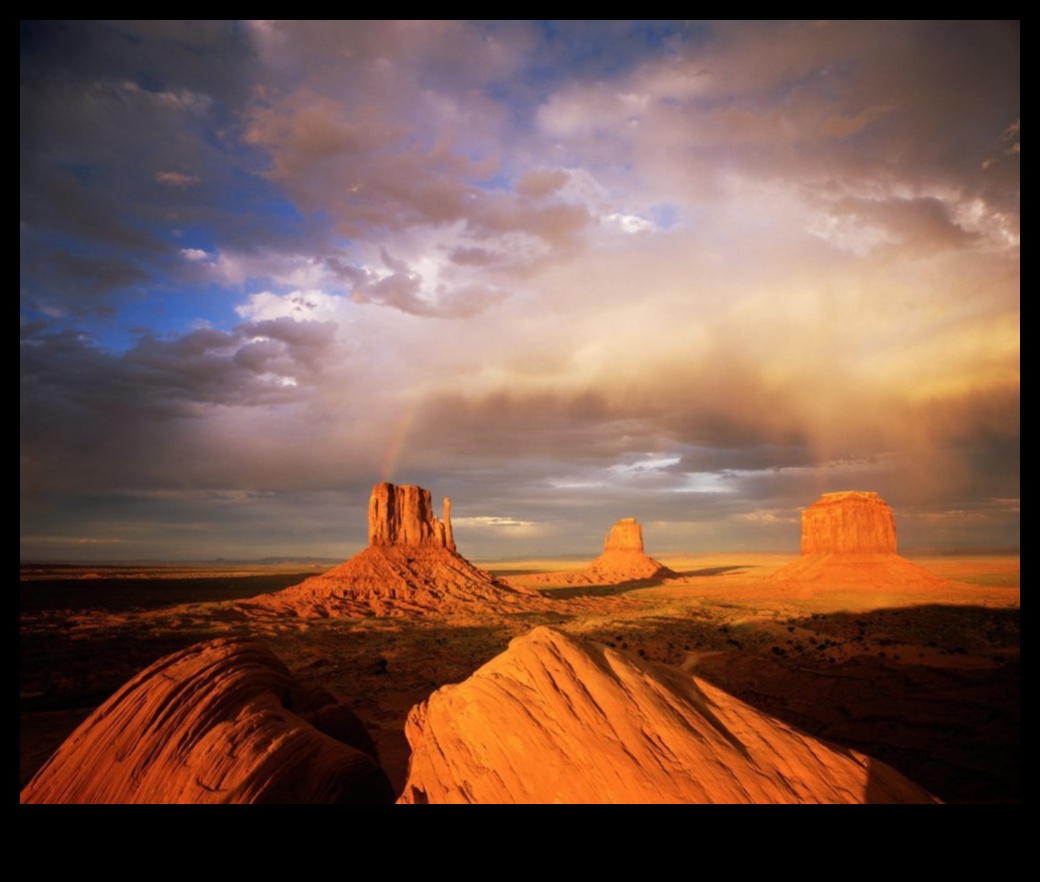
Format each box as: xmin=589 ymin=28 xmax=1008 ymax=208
xmin=535 ymin=575 xmax=675 ymax=599
xmin=672 ymin=565 xmax=756 ymax=578
xmin=591 ymin=603 xmax=1019 ymax=804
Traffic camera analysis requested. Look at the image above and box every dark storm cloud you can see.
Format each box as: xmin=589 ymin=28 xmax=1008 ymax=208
xmin=22 ymin=316 xmax=339 ymax=427
xmin=19 ymin=21 xmax=325 ymax=319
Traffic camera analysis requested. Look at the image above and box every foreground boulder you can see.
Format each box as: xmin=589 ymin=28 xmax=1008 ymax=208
xmin=244 ymin=482 xmax=541 ymax=617
xmin=534 ymin=517 xmax=674 ymax=586
xmin=20 ymin=638 xmax=394 ymax=804
xmin=399 ymin=627 xmax=940 ymax=804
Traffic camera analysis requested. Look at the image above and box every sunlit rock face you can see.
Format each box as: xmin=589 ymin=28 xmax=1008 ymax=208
xmin=368 ymin=482 xmax=455 ymax=551
xmin=801 ymin=491 xmax=898 ymax=554
xmin=534 ymin=518 xmax=674 ymax=585
xmin=20 ymin=638 xmax=395 ymax=804
xmin=604 ymin=517 xmax=644 ymax=551
xmin=772 ymin=490 xmax=951 ymax=587
xmin=242 ymin=483 xmax=540 ymax=618
xmin=399 ymin=627 xmax=940 ymax=804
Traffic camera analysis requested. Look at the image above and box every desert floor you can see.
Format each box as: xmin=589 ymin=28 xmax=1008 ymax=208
xmin=19 ymin=553 xmax=1020 ymax=803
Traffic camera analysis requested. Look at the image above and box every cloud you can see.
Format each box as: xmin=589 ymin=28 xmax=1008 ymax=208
xmin=453 ymin=516 xmax=538 ymax=528
xmin=235 ymin=289 xmax=345 ymax=323
xmin=20 ymin=22 xmax=1019 ymax=558
xmin=328 ymin=248 xmax=509 ymax=318
xmin=157 ymin=171 xmax=202 ymax=188
xmin=609 ymin=456 xmax=682 ymax=476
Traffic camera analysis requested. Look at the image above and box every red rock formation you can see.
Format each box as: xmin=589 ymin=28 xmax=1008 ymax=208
xmin=534 ymin=517 xmax=674 ymax=586
xmin=801 ymin=491 xmax=897 ymax=554
xmin=772 ymin=491 xmax=947 ymax=588
xmin=368 ymin=482 xmax=455 ymax=551
xmin=244 ymin=483 xmax=540 ymax=618
xmin=399 ymin=627 xmax=939 ymax=804
xmin=604 ymin=517 xmax=644 ymax=551
xmin=20 ymin=638 xmax=394 ymax=804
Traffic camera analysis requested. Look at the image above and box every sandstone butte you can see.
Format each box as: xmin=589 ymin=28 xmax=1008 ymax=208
xmin=241 ymin=482 xmax=541 ymax=618
xmin=20 ymin=638 xmax=395 ymax=804
xmin=399 ymin=626 xmax=940 ymax=804
xmin=771 ymin=491 xmax=950 ymax=588
xmin=533 ymin=517 xmax=675 ymax=585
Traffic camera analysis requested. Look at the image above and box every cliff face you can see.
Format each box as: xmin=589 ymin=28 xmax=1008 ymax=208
xmin=800 ymin=491 xmax=897 ymax=554
xmin=368 ymin=482 xmax=455 ymax=551
xmin=20 ymin=638 xmax=394 ymax=804
xmin=399 ymin=627 xmax=939 ymax=804
xmin=772 ymin=490 xmax=948 ymax=586
xmin=604 ymin=518 xmax=644 ymax=551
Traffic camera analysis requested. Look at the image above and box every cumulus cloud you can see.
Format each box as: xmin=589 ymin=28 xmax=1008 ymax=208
xmin=235 ymin=289 xmax=345 ymax=323
xmin=320 ymin=249 xmax=506 ymax=318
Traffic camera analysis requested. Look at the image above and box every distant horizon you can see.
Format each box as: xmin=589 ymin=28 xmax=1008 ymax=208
xmin=19 ymin=543 xmax=1022 ymax=567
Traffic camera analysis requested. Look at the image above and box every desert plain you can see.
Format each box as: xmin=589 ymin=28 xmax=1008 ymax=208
xmin=19 ymin=550 xmax=1019 ymax=803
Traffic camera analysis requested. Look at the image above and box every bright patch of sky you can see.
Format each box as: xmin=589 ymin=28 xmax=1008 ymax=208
xmin=608 ymin=455 xmax=682 ymax=476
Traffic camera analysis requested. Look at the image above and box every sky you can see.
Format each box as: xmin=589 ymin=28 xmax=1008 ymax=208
xmin=20 ymin=21 xmax=1019 ymax=561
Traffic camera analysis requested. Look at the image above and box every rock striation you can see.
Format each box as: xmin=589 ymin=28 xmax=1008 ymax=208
xmin=801 ymin=491 xmax=897 ymax=554
xmin=20 ymin=638 xmax=394 ymax=804
xmin=243 ymin=483 xmax=540 ymax=618
xmin=772 ymin=491 xmax=947 ymax=588
xmin=604 ymin=517 xmax=644 ymax=551
xmin=368 ymin=482 xmax=455 ymax=550
xmin=398 ymin=627 xmax=940 ymax=804
xmin=533 ymin=517 xmax=674 ymax=586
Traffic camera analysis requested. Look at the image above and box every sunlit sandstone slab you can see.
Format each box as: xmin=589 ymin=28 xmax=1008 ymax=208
xmin=399 ymin=627 xmax=940 ymax=804
xmin=772 ymin=491 xmax=950 ymax=588
xmin=533 ymin=517 xmax=675 ymax=585
xmin=20 ymin=638 xmax=394 ymax=804
xmin=243 ymin=483 xmax=541 ymax=617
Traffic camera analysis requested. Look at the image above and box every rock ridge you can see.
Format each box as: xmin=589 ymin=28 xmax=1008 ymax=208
xmin=20 ymin=638 xmax=394 ymax=804
xmin=399 ymin=627 xmax=940 ymax=804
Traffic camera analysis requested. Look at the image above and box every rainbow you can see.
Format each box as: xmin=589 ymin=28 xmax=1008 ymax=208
xmin=380 ymin=407 xmax=418 ymax=482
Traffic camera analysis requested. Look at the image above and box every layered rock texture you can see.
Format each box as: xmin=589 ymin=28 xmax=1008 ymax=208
xmin=533 ymin=517 xmax=675 ymax=585
xmin=245 ymin=483 xmax=540 ymax=617
xmin=772 ymin=491 xmax=946 ymax=587
xmin=20 ymin=638 xmax=394 ymax=804
xmin=801 ymin=491 xmax=898 ymax=554
xmin=368 ymin=482 xmax=455 ymax=550
xmin=399 ymin=627 xmax=939 ymax=804
xmin=604 ymin=517 xmax=645 ymax=551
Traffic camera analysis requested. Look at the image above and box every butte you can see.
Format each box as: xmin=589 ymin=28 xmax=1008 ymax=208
xmin=244 ymin=482 xmax=540 ymax=617
xmin=770 ymin=491 xmax=950 ymax=589
xmin=533 ymin=517 xmax=675 ymax=585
